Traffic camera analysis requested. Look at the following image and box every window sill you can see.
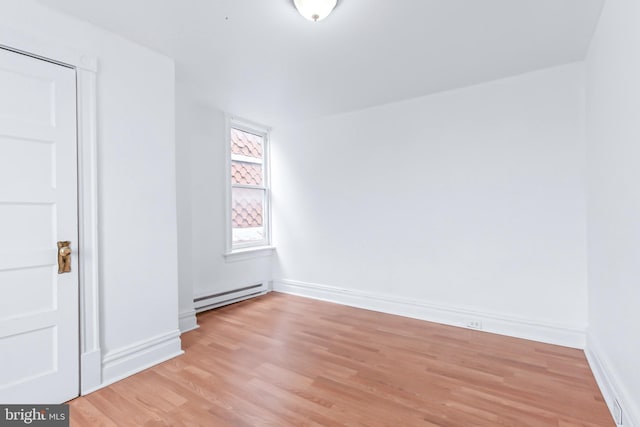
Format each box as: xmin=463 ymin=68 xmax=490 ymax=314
xmin=224 ymin=246 xmax=276 ymax=263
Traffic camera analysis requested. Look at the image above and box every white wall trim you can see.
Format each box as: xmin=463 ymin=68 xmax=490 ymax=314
xmin=76 ymin=58 xmax=102 ymax=396
xmin=274 ymin=279 xmax=586 ymax=348
xmin=0 ymin=29 xmax=103 ymax=395
xmin=586 ymin=337 xmax=639 ymax=427
xmin=179 ymin=309 xmax=199 ymax=333
xmin=79 ymin=349 xmax=101 ymax=395
xmin=224 ymin=245 xmax=276 ymax=263
xmin=101 ymin=330 xmax=183 ymax=388
xmin=0 ymin=26 xmax=97 ymax=72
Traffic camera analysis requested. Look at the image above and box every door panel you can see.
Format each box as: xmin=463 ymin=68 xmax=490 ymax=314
xmin=0 ymin=136 xmax=55 ymax=191
xmin=0 ymin=48 xmax=79 ymax=404
xmin=0 ymin=266 xmax=56 ymax=319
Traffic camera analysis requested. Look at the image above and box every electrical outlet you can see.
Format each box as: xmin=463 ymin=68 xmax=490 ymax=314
xmin=613 ymin=399 xmax=623 ymax=425
xmin=466 ymin=320 xmax=483 ymax=330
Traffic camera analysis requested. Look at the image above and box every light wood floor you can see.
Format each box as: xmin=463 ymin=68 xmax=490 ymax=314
xmin=69 ymin=292 xmax=612 ymax=426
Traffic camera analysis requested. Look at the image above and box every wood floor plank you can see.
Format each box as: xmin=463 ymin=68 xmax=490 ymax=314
xmin=69 ymin=292 xmax=613 ymax=426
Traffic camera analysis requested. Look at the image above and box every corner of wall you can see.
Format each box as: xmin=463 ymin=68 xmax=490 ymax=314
xmin=99 ymin=330 xmax=184 ymax=390
xmin=585 ymin=336 xmax=640 ymax=427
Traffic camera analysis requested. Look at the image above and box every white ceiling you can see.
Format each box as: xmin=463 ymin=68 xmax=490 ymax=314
xmin=36 ymin=0 xmax=603 ymax=126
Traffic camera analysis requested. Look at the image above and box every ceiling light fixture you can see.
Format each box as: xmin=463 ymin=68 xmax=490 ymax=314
xmin=293 ymin=0 xmax=338 ymax=22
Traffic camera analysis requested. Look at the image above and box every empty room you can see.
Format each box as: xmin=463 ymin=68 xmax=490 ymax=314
xmin=0 ymin=0 xmax=638 ymax=426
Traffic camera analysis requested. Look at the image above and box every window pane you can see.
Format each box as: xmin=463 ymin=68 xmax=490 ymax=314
xmin=232 ymin=188 xmax=265 ymax=245
xmin=231 ymin=128 xmax=263 ymax=159
xmin=231 ymin=161 xmax=263 ymax=186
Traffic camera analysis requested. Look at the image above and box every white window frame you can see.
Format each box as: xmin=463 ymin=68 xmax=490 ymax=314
xmin=224 ymin=116 xmax=274 ymax=261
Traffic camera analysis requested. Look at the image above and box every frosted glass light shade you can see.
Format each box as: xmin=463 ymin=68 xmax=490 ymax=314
xmin=293 ymin=0 xmax=338 ymax=22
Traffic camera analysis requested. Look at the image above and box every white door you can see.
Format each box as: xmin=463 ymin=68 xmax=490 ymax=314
xmin=0 ymin=47 xmax=79 ymax=403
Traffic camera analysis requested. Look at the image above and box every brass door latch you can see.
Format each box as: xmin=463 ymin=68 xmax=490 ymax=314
xmin=57 ymin=241 xmax=72 ymax=274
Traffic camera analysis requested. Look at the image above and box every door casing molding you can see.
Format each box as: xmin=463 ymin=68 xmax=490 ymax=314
xmin=0 ymin=28 xmax=102 ymax=395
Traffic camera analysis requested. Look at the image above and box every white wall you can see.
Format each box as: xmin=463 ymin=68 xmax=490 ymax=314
xmin=585 ymin=0 xmax=640 ymax=424
xmin=272 ymin=63 xmax=588 ymax=345
xmin=1 ymin=1 xmax=181 ymax=387
xmin=175 ymin=85 xmax=272 ymax=309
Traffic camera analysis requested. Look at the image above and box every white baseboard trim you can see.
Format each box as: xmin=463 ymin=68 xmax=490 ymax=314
xmin=585 ymin=338 xmax=639 ymax=427
xmin=80 ymin=349 xmax=102 ymax=395
xmin=274 ymin=279 xmax=586 ymax=349
xmin=179 ymin=309 xmax=199 ymax=333
xmin=100 ymin=329 xmax=184 ymax=389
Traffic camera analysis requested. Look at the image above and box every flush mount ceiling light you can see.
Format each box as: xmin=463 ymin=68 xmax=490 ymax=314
xmin=293 ymin=0 xmax=338 ymax=22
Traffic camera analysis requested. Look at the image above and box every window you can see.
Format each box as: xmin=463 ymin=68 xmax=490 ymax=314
xmin=226 ymin=118 xmax=272 ymax=255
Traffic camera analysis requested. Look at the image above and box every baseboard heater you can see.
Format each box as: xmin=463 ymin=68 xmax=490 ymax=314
xmin=193 ymin=282 xmax=269 ymax=313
